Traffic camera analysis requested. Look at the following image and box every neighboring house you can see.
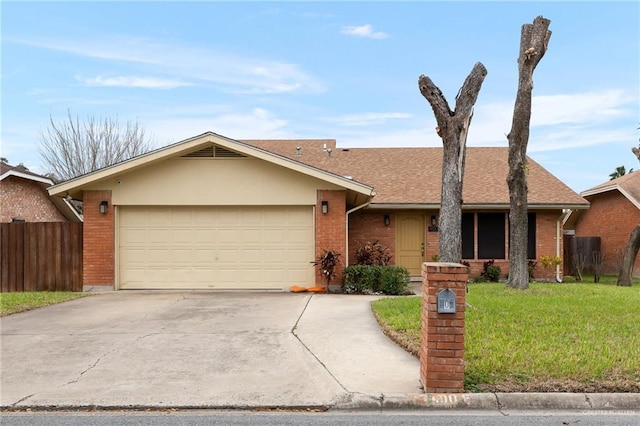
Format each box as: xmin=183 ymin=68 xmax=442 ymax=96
xmin=570 ymin=172 xmax=640 ymax=277
xmin=0 ymin=163 xmax=82 ymax=223
xmin=48 ymin=132 xmax=588 ymax=291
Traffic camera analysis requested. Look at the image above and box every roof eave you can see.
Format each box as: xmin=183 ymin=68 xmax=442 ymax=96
xmin=48 ymin=132 xmax=375 ymax=199
xmin=1 ymin=170 xmax=54 ymax=185
xmin=368 ymin=202 xmax=589 ymax=210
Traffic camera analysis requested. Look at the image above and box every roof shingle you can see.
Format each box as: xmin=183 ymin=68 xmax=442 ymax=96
xmin=244 ymin=140 xmax=588 ymax=208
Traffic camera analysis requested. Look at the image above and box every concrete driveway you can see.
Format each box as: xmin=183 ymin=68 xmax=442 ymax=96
xmin=1 ymin=292 xmax=420 ymax=409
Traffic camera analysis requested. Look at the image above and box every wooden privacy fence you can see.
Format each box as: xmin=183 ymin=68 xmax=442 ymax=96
xmin=563 ymin=235 xmax=601 ymax=276
xmin=0 ymin=222 xmax=83 ymax=292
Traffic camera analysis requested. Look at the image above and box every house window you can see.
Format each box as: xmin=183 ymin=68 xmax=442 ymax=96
xmin=461 ymin=213 xmax=475 ymax=259
xmin=528 ymin=213 xmax=536 ymax=259
xmin=478 ymin=213 xmax=505 ymax=259
xmin=462 ymin=212 xmax=531 ymax=260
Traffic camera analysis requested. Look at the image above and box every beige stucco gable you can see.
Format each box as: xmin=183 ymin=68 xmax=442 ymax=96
xmin=48 ymin=132 xmax=375 ymax=205
xmin=84 ymin=157 xmax=346 ymax=206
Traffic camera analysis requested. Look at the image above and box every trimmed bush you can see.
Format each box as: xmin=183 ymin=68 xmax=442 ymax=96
xmin=481 ymin=259 xmax=501 ymax=282
xmin=379 ymin=266 xmax=410 ymax=295
xmin=343 ymin=265 xmax=409 ymax=295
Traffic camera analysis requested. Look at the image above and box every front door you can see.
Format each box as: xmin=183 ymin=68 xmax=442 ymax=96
xmin=396 ymin=214 xmax=425 ymax=275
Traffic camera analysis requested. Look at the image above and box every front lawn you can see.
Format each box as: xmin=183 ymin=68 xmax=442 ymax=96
xmin=371 ymin=282 xmax=640 ymax=392
xmin=0 ymin=292 xmax=88 ymax=316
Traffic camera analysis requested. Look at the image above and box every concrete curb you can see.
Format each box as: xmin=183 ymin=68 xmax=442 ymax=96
xmin=2 ymin=393 xmax=639 ymax=412
xmin=331 ymin=392 xmax=640 ymax=411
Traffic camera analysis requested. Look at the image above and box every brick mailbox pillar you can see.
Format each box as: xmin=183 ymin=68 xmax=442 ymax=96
xmin=420 ymin=262 xmax=468 ymax=393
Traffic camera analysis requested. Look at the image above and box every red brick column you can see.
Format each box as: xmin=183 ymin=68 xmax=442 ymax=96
xmin=82 ymin=190 xmax=114 ymax=288
xmin=420 ymin=262 xmax=468 ymax=393
xmin=315 ymin=190 xmax=346 ymax=288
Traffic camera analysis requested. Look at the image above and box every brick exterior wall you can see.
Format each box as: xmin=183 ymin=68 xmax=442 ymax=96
xmin=82 ymin=190 xmax=114 ymax=286
xmin=0 ymin=177 xmax=68 ymax=222
xmin=463 ymin=210 xmax=564 ymax=280
xmin=315 ymin=190 xmax=347 ymax=287
xmin=575 ymin=191 xmax=640 ymax=276
xmin=347 ymin=209 xmax=564 ymax=280
xmin=347 ymin=210 xmax=396 ymax=265
xmin=420 ymin=263 xmax=467 ymax=393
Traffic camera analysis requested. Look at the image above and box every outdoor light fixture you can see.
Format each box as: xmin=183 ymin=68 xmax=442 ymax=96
xmin=428 ymin=214 xmax=439 ymax=232
xmin=321 ymin=200 xmax=329 ymax=214
xmin=99 ymin=201 xmax=109 ymax=215
xmin=384 ymin=215 xmax=390 ymax=226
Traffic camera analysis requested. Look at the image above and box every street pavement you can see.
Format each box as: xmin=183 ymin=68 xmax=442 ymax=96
xmin=1 ymin=290 xmax=638 ymax=413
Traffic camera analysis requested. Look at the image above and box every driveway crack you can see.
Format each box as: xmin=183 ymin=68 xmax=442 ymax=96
xmin=290 ymin=295 xmax=349 ymax=393
xmin=11 ymin=393 xmax=34 ymax=407
xmin=62 ymin=332 xmax=159 ymax=387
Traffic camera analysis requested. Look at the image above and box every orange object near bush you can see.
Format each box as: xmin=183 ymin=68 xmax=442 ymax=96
xmin=306 ymin=286 xmax=326 ymax=293
xmin=289 ymin=286 xmax=308 ymax=293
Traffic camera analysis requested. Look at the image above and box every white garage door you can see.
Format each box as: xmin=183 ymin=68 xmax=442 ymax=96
xmin=118 ymin=206 xmax=314 ymax=289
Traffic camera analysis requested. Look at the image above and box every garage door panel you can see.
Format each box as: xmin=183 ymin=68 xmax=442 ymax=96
xmin=263 ymin=249 xmax=286 ymax=263
xmin=240 ymin=229 xmax=262 ymax=243
xmin=148 ymin=229 xmax=170 ymax=244
xmin=218 ymin=229 xmax=239 ymax=243
xmin=288 ymin=229 xmax=311 ymax=243
xmin=119 ymin=206 xmax=314 ymax=289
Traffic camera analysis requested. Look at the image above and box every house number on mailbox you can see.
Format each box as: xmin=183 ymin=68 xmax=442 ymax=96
xmin=437 ymin=288 xmax=456 ymax=313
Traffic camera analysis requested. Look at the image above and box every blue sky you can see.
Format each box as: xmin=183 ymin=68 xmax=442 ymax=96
xmin=2 ymin=1 xmax=638 ymax=193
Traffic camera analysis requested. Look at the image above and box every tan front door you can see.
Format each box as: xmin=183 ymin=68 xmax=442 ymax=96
xmin=396 ymin=214 xmax=425 ymax=275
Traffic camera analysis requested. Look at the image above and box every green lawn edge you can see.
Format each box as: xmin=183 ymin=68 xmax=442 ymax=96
xmin=371 ymin=282 xmax=640 ymax=392
xmin=0 ymin=292 xmax=89 ymax=316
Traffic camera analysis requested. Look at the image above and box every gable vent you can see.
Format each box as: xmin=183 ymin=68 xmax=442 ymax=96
xmin=182 ymin=145 xmax=246 ymax=158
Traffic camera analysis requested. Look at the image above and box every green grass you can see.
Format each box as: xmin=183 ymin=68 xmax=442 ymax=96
xmin=0 ymin=292 xmax=88 ymax=316
xmin=372 ymin=282 xmax=640 ymax=392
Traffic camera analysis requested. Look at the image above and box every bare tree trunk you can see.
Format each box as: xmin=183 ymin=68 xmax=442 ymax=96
xmin=617 ymin=224 xmax=640 ymax=286
xmin=419 ymin=63 xmax=487 ymax=262
xmin=506 ymin=16 xmax=552 ymax=289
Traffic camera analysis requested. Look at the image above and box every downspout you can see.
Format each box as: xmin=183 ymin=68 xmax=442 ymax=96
xmin=345 ymin=198 xmax=372 ymax=266
xmin=556 ymin=213 xmax=563 ymax=283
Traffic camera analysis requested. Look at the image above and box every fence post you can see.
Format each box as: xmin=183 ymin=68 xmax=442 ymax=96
xmin=420 ymin=262 xmax=468 ymax=393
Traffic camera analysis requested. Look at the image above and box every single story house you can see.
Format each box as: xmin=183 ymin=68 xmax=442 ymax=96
xmin=569 ymin=171 xmax=640 ymax=277
xmin=48 ymin=132 xmax=588 ymax=291
xmin=1 ymin=162 xmax=82 ymax=223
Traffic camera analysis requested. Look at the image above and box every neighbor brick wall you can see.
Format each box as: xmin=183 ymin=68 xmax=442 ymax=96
xmin=315 ymin=190 xmax=346 ymax=287
xmin=0 ymin=177 xmax=68 ymax=222
xmin=575 ymin=191 xmax=640 ymax=276
xmin=420 ymin=263 xmax=467 ymax=393
xmin=82 ymin=190 xmax=114 ymax=286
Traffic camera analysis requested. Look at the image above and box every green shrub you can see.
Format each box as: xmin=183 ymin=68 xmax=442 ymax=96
xmin=343 ymin=265 xmax=409 ymax=295
xmin=379 ymin=266 xmax=410 ymax=295
xmin=481 ymin=260 xmax=501 ymax=282
xmin=343 ymin=265 xmax=379 ymax=294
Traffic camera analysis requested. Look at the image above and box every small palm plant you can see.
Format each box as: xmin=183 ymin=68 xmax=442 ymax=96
xmin=312 ymin=249 xmax=342 ymax=293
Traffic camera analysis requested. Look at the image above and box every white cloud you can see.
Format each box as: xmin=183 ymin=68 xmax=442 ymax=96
xmin=340 ymin=24 xmax=388 ymax=39
xmin=323 ymin=112 xmax=412 ymax=127
xmin=464 ymin=89 xmax=638 ymax=147
xmin=78 ymin=75 xmax=193 ymax=89
xmin=531 ymin=90 xmax=635 ymax=126
xmin=12 ymin=36 xmax=325 ymax=95
xmin=142 ymin=108 xmax=294 ymax=145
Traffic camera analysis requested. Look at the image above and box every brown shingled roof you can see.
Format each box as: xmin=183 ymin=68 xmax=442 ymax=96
xmin=244 ymin=140 xmax=588 ymax=208
xmin=581 ymin=171 xmax=640 ymax=209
